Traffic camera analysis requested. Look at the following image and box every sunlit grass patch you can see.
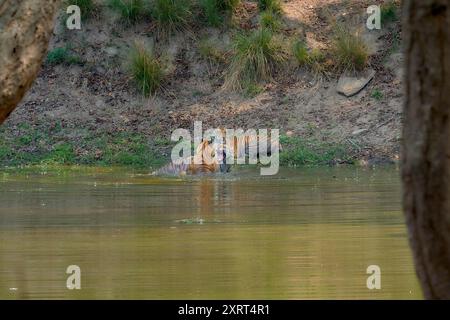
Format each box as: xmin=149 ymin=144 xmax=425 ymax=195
xmin=129 ymin=42 xmax=165 ymax=96
xmin=332 ymin=25 xmax=368 ymax=71
xmin=151 ymin=0 xmax=192 ymax=34
xmin=292 ymin=40 xmax=327 ymax=74
xmin=260 ymin=10 xmax=281 ymax=31
xmin=224 ymin=28 xmax=285 ymax=90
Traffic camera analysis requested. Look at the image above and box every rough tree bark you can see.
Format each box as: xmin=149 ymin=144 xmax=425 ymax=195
xmin=403 ymin=0 xmax=450 ymax=299
xmin=0 ymin=0 xmax=60 ymax=124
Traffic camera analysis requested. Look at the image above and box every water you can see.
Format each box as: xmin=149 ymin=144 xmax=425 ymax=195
xmin=0 ymin=166 xmax=422 ymax=299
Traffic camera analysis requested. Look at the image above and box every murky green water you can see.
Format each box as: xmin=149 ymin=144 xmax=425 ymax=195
xmin=0 ymin=166 xmax=422 ymax=299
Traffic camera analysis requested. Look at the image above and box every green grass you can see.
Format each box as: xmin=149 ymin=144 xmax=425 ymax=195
xmin=108 ymin=0 xmax=145 ymax=23
xmin=0 ymin=125 xmax=358 ymax=169
xmin=219 ymin=0 xmax=240 ymax=10
xmin=332 ymin=25 xmax=368 ymax=71
xmin=151 ymin=0 xmax=192 ymax=34
xmin=244 ymin=83 xmax=264 ymax=97
xmin=129 ymin=43 xmax=165 ymax=96
xmin=260 ymin=10 xmax=281 ymax=31
xmin=292 ymin=40 xmax=326 ymax=74
xmin=46 ymin=47 xmax=83 ymax=66
xmin=0 ymin=125 xmax=166 ymax=169
xmin=279 ymin=136 xmax=355 ymax=166
xmin=199 ymin=0 xmax=223 ymax=27
xmin=225 ymin=28 xmax=285 ymax=90
xmin=371 ymin=89 xmax=383 ymax=101
xmin=381 ymin=1 xmax=398 ymax=24
xmin=257 ymin=0 xmax=282 ymax=14
xmin=292 ymin=40 xmax=309 ymax=65
xmin=198 ymin=38 xmax=226 ymax=63
xmin=42 ymin=143 xmax=76 ymax=165
xmin=65 ymin=0 xmax=94 ymax=18
xmin=199 ymin=0 xmax=240 ymax=27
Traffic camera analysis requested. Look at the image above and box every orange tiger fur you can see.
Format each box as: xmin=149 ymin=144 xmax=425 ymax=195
xmin=154 ymin=133 xmax=281 ymax=176
xmin=154 ymin=140 xmax=221 ymax=176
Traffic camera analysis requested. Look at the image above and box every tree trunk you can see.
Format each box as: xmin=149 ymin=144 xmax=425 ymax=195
xmin=402 ymin=0 xmax=450 ymax=299
xmin=0 ymin=0 xmax=60 ymax=124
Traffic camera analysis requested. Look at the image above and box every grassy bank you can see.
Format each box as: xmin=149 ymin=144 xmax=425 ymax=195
xmin=0 ymin=124 xmax=168 ymax=169
xmin=279 ymin=136 xmax=356 ymax=166
xmin=0 ymin=124 xmax=357 ymax=169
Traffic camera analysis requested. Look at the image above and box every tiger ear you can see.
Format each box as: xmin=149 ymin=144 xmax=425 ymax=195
xmin=195 ymin=140 xmax=208 ymax=154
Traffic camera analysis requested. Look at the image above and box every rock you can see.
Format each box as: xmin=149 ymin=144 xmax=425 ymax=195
xmin=337 ymin=69 xmax=376 ymax=97
xmin=286 ymin=130 xmax=294 ymax=137
xmin=104 ymin=46 xmax=118 ymax=57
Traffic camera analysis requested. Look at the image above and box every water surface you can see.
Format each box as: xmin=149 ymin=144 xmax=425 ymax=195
xmin=0 ymin=166 xmax=421 ymax=299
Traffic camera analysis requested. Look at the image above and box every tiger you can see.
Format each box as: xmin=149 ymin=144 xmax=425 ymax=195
xmin=153 ymin=131 xmax=281 ymax=176
xmin=223 ymin=131 xmax=281 ymax=161
xmin=153 ymin=140 xmax=226 ymax=176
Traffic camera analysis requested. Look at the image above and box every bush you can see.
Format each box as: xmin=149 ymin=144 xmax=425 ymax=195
xmin=219 ymin=0 xmax=240 ymax=11
xmin=108 ymin=0 xmax=145 ymax=23
xmin=46 ymin=47 xmax=82 ymax=66
xmin=381 ymin=1 xmax=398 ymax=24
xmin=65 ymin=0 xmax=94 ymax=18
xmin=292 ymin=40 xmax=326 ymax=73
xmin=198 ymin=39 xmax=226 ymax=63
xmin=151 ymin=0 xmax=192 ymax=34
xmin=260 ymin=10 xmax=281 ymax=31
xmin=199 ymin=0 xmax=241 ymax=27
xmin=199 ymin=0 xmax=223 ymax=27
xmin=129 ymin=43 xmax=165 ymax=96
xmin=292 ymin=40 xmax=308 ymax=65
xmin=371 ymin=89 xmax=383 ymax=101
xmin=225 ymin=28 xmax=285 ymax=90
xmin=332 ymin=25 xmax=368 ymax=71
xmin=257 ymin=0 xmax=282 ymax=14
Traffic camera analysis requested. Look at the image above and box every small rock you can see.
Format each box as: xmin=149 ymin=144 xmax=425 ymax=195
xmin=337 ymin=69 xmax=376 ymax=97
xmin=104 ymin=46 xmax=118 ymax=57
xmin=352 ymin=128 xmax=368 ymax=135
xmin=286 ymin=130 xmax=294 ymax=137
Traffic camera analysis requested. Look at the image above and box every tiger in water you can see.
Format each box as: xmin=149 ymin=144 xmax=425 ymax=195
xmin=153 ymin=140 xmax=226 ymax=176
xmin=153 ymin=132 xmax=281 ymax=176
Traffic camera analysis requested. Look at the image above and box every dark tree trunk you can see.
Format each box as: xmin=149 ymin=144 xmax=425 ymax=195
xmin=0 ymin=0 xmax=60 ymax=124
xmin=402 ymin=0 xmax=450 ymax=299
